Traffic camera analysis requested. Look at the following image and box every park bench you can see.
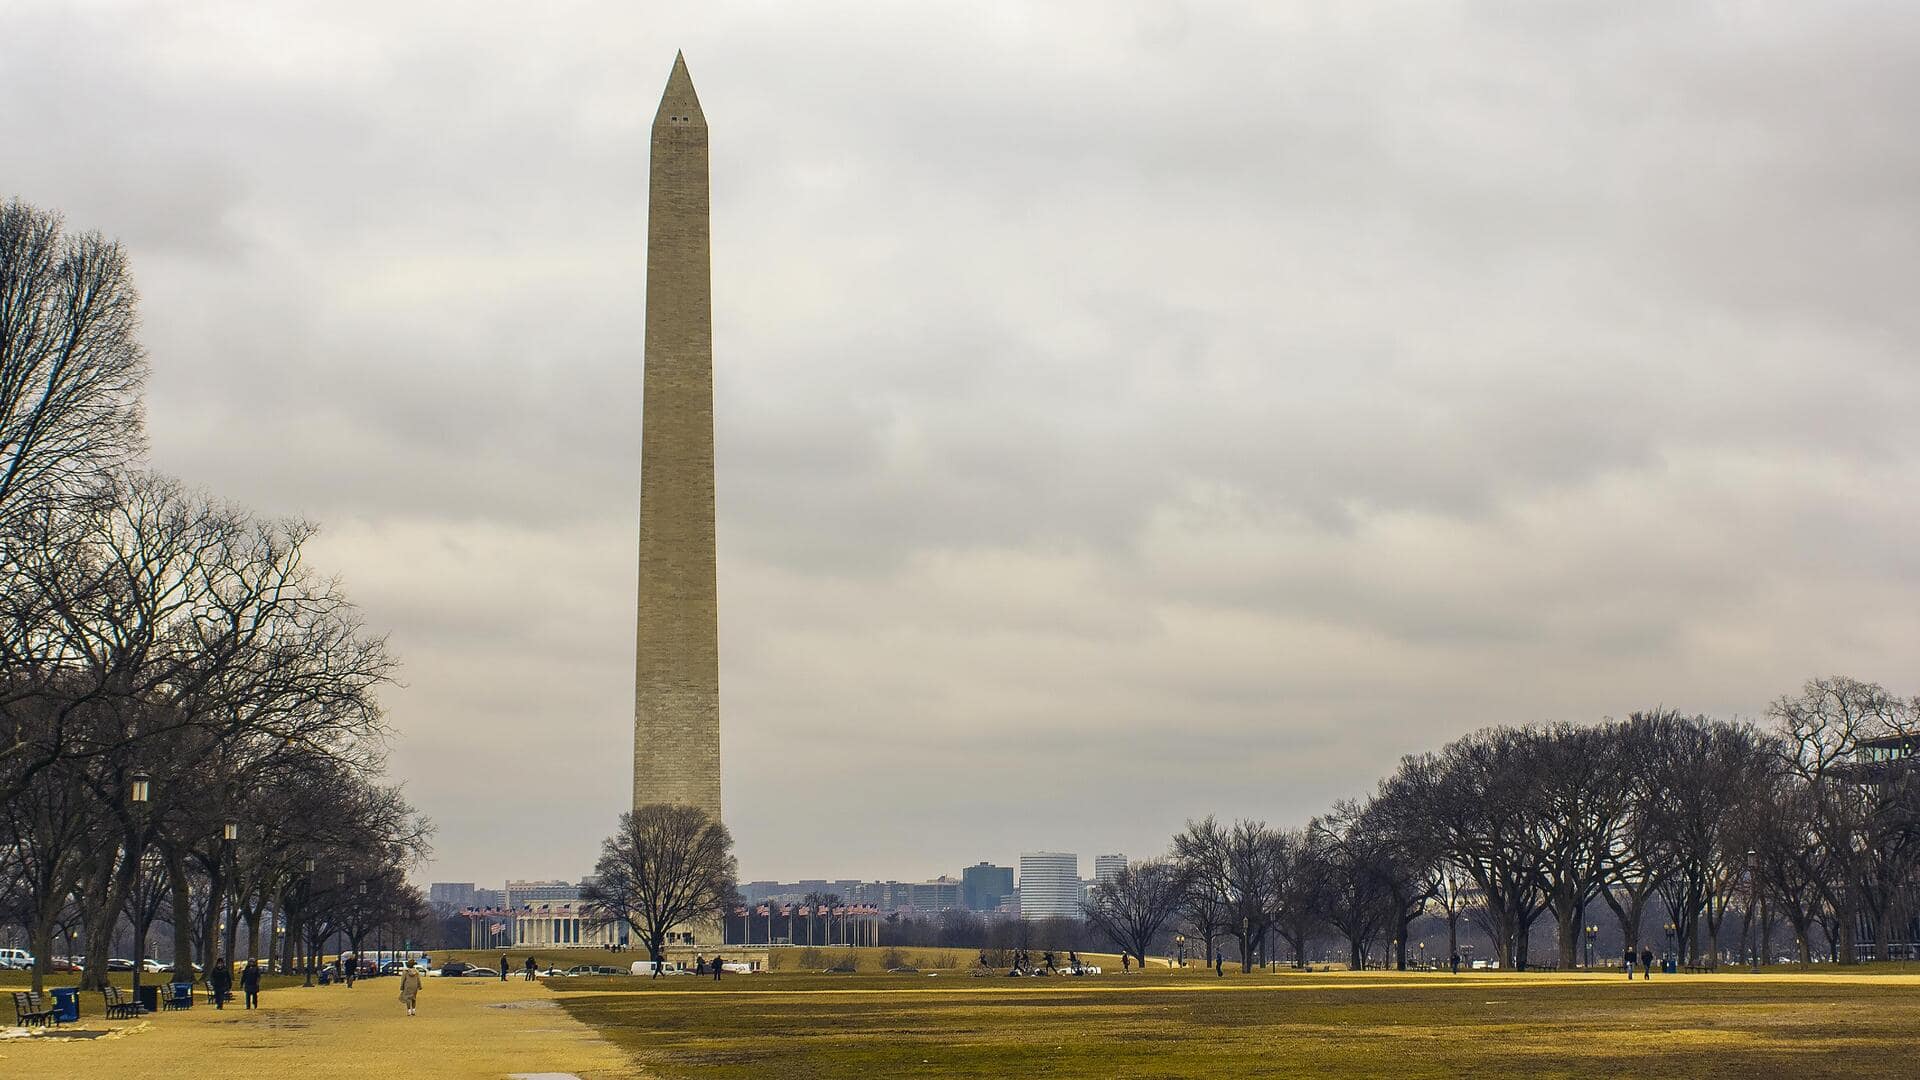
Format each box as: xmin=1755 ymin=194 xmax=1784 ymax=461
xmin=101 ymin=984 xmax=141 ymax=1019
xmin=12 ymin=990 xmax=61 ymax=1028
xmin=162 ymin=982 xmax=193 ymax=1010
xmin=1684 ymin=963 xmax=1716 ymax=974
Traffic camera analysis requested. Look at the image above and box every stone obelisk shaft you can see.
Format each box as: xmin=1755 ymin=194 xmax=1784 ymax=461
xmin=634 ymin=53 xmax=720 ymax=821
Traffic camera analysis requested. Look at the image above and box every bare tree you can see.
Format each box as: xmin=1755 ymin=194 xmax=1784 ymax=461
xmin=0 ymin=198 xmax=147 ymax=526
xmin=1083 ymin=859 xmax=1189 ymax=970
xmin=1175 ymin=816 xmax=1285 ymax=972
xmin=580 ymin=805 xmax=737 ymax=977
xmin=1270 ymin=828 xmax=1329 ymax=968
xmin=1771 ymin=676 xmax=1920 ymax=963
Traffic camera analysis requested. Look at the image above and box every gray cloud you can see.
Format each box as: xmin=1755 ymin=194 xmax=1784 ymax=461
xmin=6 ymin=0 xmax=1918 ymax=884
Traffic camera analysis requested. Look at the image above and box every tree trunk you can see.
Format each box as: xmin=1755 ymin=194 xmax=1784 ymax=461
xmin=1555 ymin=895 xmax=1580 ymax=969
xmin=246 ymin=905 xmax=263 ymax=960
xmin=166 ymin=849 xmax=196 ymax=981
xmin=29 ymin=906 xmax=57 ymax=995
xmin=79 ymin=844 xmax=135 ymax=991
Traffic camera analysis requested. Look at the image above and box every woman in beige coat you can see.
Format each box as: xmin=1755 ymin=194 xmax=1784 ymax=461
xmin=398 ymin=966 xmax=423 ymax=1016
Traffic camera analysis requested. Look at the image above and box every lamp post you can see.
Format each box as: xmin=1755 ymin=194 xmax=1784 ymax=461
xmin=129 ymin=771 xmax=150 ymax=1005
xmin=301 ymin=858 xmax=318 ymax=987
xmin=1748 ymin=848 xmax=1761 ymax=974
xmin=1585 ymin=925 xmax=1598 ymax=969
xmin=1174 ymin=934 xmax=1185 ymax=968
xmin=1664 ymin=921 xmax=1677 ymax=968
xmin=221 ymin=820 xmax=238 ymax=965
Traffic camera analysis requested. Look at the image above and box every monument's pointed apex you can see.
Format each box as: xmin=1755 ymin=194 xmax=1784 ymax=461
xmin=655 ymin=51 xmax=704 ymax=126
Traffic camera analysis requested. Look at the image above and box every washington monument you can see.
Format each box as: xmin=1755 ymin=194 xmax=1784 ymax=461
xmin=633 ymin=52 xmax=721 ymax=821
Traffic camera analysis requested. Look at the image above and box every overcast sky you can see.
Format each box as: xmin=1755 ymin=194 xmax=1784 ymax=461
xmin=7 ymin=1 xmax=1918 ymax=887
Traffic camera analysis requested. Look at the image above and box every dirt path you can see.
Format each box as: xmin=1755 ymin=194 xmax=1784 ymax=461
xmin=1 ymin=976 xmax=646 ymax=1080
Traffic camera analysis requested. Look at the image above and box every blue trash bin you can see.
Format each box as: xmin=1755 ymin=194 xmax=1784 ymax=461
xmin=50 ymin=986 xmax=80 ymax=1022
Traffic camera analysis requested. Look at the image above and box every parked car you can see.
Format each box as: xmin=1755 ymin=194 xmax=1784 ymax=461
xmin=0 ymin=949 xmax=34 ymax=970
xmin=461 ymin=967 xmax=500 ymax=979
xmin=566 ymin=964 xmax=624 ymax=977
xmin=106 ymin=957 xmax=136 ymax=971
xmin=141 ymin=959 xmax=169 ymax=973
xmin=434 ymin=960 xmax=472 ymax=977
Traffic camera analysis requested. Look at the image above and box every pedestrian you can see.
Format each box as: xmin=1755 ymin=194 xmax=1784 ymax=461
xmin=241 ymin=959 xmax=262 ymax=1009
xmin=1121 ymin=954 xmax=1131 ymax=973
xmin=712 ymin=956 xmax=723 ymax=982
xmin=210 ymin=957 xmax=233 ymax=1009
xmin=398 ymin=965 xmax=423 ymax=1016
xmin=695 ymin=954 xmax=706 ymax=976
xmin=1450 ymin=952 xmax=1460 ymax=975
xmin=1640 ymin=947 xmax=1653 ymax=980
xmin=1043 ymin=951 xmax=1056 ymax=973
xmin=525 ymin=956 xmax=539 ymax=981
xmin=499 ymin=953 xmax=509 ymax=982
xmin=1623 ymin=946 xmax=1635 ymax=979
xmin=1215 ymin=951 xmax=1224 ymax=977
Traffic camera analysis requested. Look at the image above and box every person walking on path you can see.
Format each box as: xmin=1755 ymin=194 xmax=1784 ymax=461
xmin=1623 ymin=947 xmax=1635 ymax=979
xmin=1121 ymin=954 xmax=1131 ymax=973
xmin=499 ymin=953 xmax=509 ymax=982
xmin=1640 ymin=948 xmax=1654 ymax=980
xmin=241 ymin=959 xmax=262 ymax=1009
xmin=1215 ymin=951 xmax=1224 ymax=977
xmin=209 ymin=958 xmax=233 ymax=1009
xmin=398 ymin=965 xmax=423 ymax=1016
xmin=525 ymin=956 xmax=539 ymax=981
xmin=711 ymin=955 xmax=723 ymax=981
xmin=1450 ymin=952 xmax=1460 ymax=975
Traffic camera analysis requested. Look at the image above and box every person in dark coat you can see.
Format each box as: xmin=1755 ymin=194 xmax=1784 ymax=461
xmin=209 ymin=957 xmax=233 ymax=1009
xmin=241 ymin=959 xmax=262 ymax=1009
xmin=1450 ymin=952 xmax=1460 ymax=975
xmin=1640 ymin=947 xmax=1654 ymax=980
xmin=1215 ymin=951 xmax=1224 ymax=977
xmin=499 ymin=953 xmax=509 ymax=982
xmin=712 ymin=955 xmax=724 ymax=981
xmin=524 ymin=955 xmax=539 ymax=981
xmin=1623 ymin=946 xmax=1635 ymax=979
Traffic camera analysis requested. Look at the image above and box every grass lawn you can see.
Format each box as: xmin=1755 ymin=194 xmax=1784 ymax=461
xmin=554 ymin=967 xmax=1920 ymax=1079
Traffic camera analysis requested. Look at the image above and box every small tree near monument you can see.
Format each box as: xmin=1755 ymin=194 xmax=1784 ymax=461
xmin=580 ymin=804 xmax=738 ymax=978
xmin=1084 ymin=859 xmax=1190 ymax=971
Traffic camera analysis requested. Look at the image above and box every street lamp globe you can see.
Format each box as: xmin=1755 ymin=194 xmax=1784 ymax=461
xmin=130 ymin=771 xmax=151 ymax=804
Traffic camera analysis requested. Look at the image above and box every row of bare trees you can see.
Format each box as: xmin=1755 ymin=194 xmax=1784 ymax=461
xmin=0 ymin=198 xmax=430 ymax=992
xmin=1089 ymin=677 xmax=1920 ymax=971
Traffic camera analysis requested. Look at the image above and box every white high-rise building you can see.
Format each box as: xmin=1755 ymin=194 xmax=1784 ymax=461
xmin=1018 ymin=852 xmax=1081 ymax=919
xmin=1094 ymin=854 xmax=1127 ymax=884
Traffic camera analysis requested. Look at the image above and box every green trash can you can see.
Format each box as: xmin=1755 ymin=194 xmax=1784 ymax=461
xmin=50 ymin=986 xmax=80 ymax=1022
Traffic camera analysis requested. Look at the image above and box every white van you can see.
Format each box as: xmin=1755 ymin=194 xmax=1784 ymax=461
xmin=630 ymin=960 xmax=687 ymax=976
xmin=0 ymin=949 xmax=34 ymax=970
